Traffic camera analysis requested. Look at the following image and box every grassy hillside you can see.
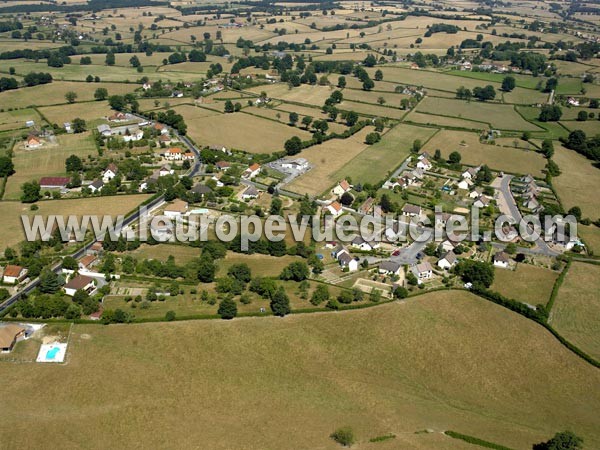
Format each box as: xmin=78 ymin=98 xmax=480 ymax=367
xmin=1 ymin=291 xmax=598 ymax=449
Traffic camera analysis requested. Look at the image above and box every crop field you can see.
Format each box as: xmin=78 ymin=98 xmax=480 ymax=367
xmin=422 ymin=130 xmax=547 ymax=176
xmin=3 ymin=132 xmax=98 ymax=200
xmin=0 ymin=81 xmax=136 ymax=108
xmin=333 ymin=123 xmax=438 ymax=185
xmin=1 ymin=194 xmax=151 ymax=249
xmin=286 ymin=127 xmax=372 ymax=195
xmin=552 ymin=262 xmax=600 ymax=360
xmin=416 ymin=97 xmax=541 ymax=131
xmin=552 ymin=144 xmax=600 ymax=218
xmin=183 ymin=110 xmax=311 ymax=153
xmin=1 ymin=291 xmax=600 ymax=448
xmin=491 ymin=264 xmax=558 ymax=306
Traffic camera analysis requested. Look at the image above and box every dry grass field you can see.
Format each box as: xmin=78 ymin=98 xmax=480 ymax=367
xmin=552 ymin=144 xmax=600 ymax=218
xmin=578 ymin=224 xmax=600 ymax=255
xmin=3 ymin=132 xmax=98 ymax=200
xmin=491 ymin=263 xmax=558 ymax=306
xmin=286 ymin=127 xmax=372 ymax=195
xmin=126 ymin=244 xmax=201 ymax=265
xmin=0 ymin=194 xmax=151 ymax=249
xmin=405 ymin=111 xmax=487 ymax=130
xmin=416 ymin=97 xmax=541 ymax=131
xmin=551 ymin=262 xmax=600 ymax=360
xmin=183 ymin=110 xmax=311 ymax=153
xmin=422 ymin=130 xmax=547 ymax=176
xmin=217 ymin=252 xmax=303 ymax=277
xmin=0 ymin=81 xmax=136 ymax=108
xmin=38 ymin=101 xmax=113 ymax=126
xmin=0 ymin=108 xmax=42 ymax=131
xmin=1 ymin=291 xmax=599 ymax=449
xmin=339 ymin=100 xmax=407 ymax=120
xmin=333 ymin=123 xmax=438 ymax=185
xmin=560 ymin=120 xmax=600 ymax=135
xmin=248 ymin=83 xmax=338 ymax=107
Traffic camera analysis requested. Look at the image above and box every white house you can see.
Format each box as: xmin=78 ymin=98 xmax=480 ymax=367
xmin=378 ymin=260 xmax=402 ymax=276
xmin=122 ymin=129 xmax=144 ymax=142
xmin=159 ymin=165 xmax=174 ymax=177
xmin=411 ymin=262 xmax=433 ymax=281
xmin=326 ymin=201 xmax=343 ymax=217
xmin=164 ymin=200 xmax=188 ymax=218
xmin=416 ymin=157 xmax=432 ymax=171
xmin=215 ymin=161 xmax=231 ymax=171
xmin=337 ymin=249 xmax=358 ymax=272
xmin=468 ymin=187 xmax=484 ymax=199
xmin=473 ymin=195 xmax=490 ymax=208
xmin=97 ymin=124 xmax=112 ymax=137
xmin=89 ymin=179 xmax=104 ymax=193
xmin=242 ymin=163 xmax=261 ymax=179
xmin=2 ymin=265 xmax=27 ymax=284
xmin=351 ymin=236 xmax=378 ymax=251
xmin=493 ymin=251 xmax=510 ymax=268
xmin=457 ymin=178 xmax=474 ymax=190
xmin=332 ymin=179 xmax=351 ymax=196
xmin=164 ymin=147 xmax=184 ymax=161
xmin=102 ymin=163 xmax=119 ymax=183
xmin=402 ymin=203 xmax=421 ymax=217
xmin=64 ymin=275 xmax=95 ymax=297
xmin=462 ymin=167 xmax=479 ymax=180
xmin=437 ymin=251 xmax=457 ymax=269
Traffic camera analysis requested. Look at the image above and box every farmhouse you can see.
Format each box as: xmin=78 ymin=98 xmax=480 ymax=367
xmin=493 ymin=251 xmax=510 ymax=268
xmin=25 ymin=135 xmax=42 ymax=149
xmin=78 ymin=255 xmax=97 ymax=270
xmin=241 ymin=185 xmax=260 ymax=200
xmin=215 ymin=161 xmax=231 ymax=171
xmin=378 ymin=260 xmax=402 ymax=276
xmin=64 ymin=275 xmax=95 ymax=297
xmin=326 ymin=201 xmax=343 ymax=217
xmin=164 ymin=200 xmax=189 ymax=218
xmin=411 ymin=262 xmax=433 ymax=280
xmin=164 ymin=147 xmax=184 ymax=161
xmin=0 ymin=324 xmax=26 ymax=353
xmin=402 ymin=204 xmax=422 ymax=217
xmin=89 ymin=179 xmax=104 ymax=193
xmin=332 ymin=180 xmax=351 ymax=196
xmin=97 ymin=124 xmax=112 ymax=137
xmin=242 ymin=163 xmax=261 ymax=179
xmin=437 ymin=251 xmax=458 ymax=269
xmin=108 ymin=112 xmax=128 ymax=122
xmin=2 ymin=265 xmax=28 ymax=284
xmin=102 ymin=163 xmax=119 ymax=183
xmin=40 ymin=177 xmax=71 ymax=189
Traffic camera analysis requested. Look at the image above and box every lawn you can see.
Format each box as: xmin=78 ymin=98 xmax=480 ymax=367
xmin=1 ymin=291 xmax=599 ymax=449
xmin=416 ymin=97 xmax=541 ymax=131
xmin=286 ymin=127 xmax=373 ymax=195
xmin=3 ymin=132 xmax=98 ymax=200
xmin=552 ymin=144 xmax=600 ymax=218
xmin=551 ymin=262 xmax=600 ymax=360
xmin=332 ymin=123 xmax=438 ymax=185
xmin=1 ymin=194 xmax=152 ymax=249
xmin=421 ymin=130 xmax=547 ymax=176
xmin=491 ymin=263 xmax=558 ymax=306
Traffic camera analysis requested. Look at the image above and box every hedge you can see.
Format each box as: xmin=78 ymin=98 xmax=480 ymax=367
xmin=444 ymin=431 xmax=514 ymax=450
xmin=545 ymin=259 xmax=571 ymax=311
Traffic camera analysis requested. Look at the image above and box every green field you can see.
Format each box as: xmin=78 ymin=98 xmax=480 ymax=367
xmin=491 ymin=263 xmax=558 ymax=306
xmin=1 ymin=291 xmax=599 ymax=449
xmin=552 ymin=262 xmax=600 ymax=360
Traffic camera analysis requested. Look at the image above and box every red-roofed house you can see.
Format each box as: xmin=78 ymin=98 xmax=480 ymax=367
xmin=2 ymin=265 xmax=28 ymax=284
xmin=332 ymin=180 xmax=351 ymax=196
xmin=242 ymin=163 xmax=261 ymax=179
xmin=164 ymin=147 xmax=183 ymax=161
xmin=40 ymin=177 xmax=71 ymax=189
xmin=326 ymin=201 xmax=343 ymax=217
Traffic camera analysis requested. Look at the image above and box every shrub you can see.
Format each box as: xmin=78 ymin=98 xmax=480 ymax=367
xmin=331 ymin=427 xmax=355 ymax=447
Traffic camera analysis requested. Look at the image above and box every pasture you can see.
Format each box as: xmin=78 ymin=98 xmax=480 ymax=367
xmin=552 ymin=144 xmax=600 ymax=218
xmin=416 ymin=97 xmax=541 ymax=131
xmin=38 ymin=101 xmax=113 ymax=126
xmin=1 ymin=291 xmax=599 ymax=449
xmin=333 ymin=123 xmax=438 ymax=185
xmin=405 ymin=111 xmax=488 ymax=130
xmin=421 ymin=130 xmax=547 ymax=176
xmin=3 ymin=132 xmax=98 ymax=200
xmin=491 ymin=263 xmax=558 ymax=306
xmin=551 ymin=262 xmax=600 ymax=360
xmin=1 ymin=194 xmax=151 ymax=249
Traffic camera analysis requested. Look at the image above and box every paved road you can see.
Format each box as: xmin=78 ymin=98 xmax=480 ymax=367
xmin=0 ymin=123 xmax=203 ymax=314
xmin=495 ymin=175 xmax=557 ymax=257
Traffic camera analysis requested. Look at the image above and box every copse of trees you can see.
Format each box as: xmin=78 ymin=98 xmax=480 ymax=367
xmin=23 ymin=72 xmax=52 ymax=86
xmin=539 ymin=104 xmax=562 ymax=122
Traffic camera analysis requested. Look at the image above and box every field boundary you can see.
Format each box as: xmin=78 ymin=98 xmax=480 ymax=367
xmin=546 ymin=259 xmax=571 ymax=312
xmin=444 ymin=430 xmax=514 ymax=450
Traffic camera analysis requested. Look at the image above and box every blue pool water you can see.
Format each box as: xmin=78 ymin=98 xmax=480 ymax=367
xmin=46 ymin=347 xmax=60 ymax=360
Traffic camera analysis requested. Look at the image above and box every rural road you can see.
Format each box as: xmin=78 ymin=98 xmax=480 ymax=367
xmin=0 ymin=121 xmax=203 ymax=314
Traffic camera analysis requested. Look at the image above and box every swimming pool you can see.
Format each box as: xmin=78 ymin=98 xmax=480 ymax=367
xmin=36 ymin=343 xmax=67 ymax=363
xmin=46 ymin=347 xmax=60 ymax=360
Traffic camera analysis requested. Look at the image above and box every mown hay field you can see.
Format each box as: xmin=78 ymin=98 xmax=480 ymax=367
xmin=3 ymin=132 xmax=98 ymax=200
xmin=552 ymin=144 xmax=600 ymax=218
xmin=183 ymin=110 xmax=312 ymax=153
xmin=422 ymin=130 xmax=547 ymax=176
xmin=0 ymin=194 xmax=151 ymax=249
xmin=1 ymin=291 xmax=599 ymax=449
xmin=0 ymin=108 xmax=42 ymax=132
xmin=491 ymin=263 xmax=558 ymax=306
xmin=552 ymin=262 xmax=600 ymax=360
xmin=416 ymin=97 xmax=541 ymax=131
xmin=405 ymin=111 xmax=488 ymax=130
xmin=248 ymin=83 xmax=338 ymax=107
xmin=286 ymin=127 xmax=373 ymax=195
xmin=38 ymin=101 xmax=113 ymax=126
